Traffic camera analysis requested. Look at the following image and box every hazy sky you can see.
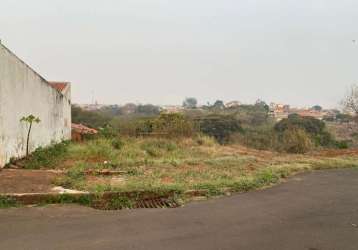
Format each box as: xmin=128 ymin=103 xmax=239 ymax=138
xmin=1 ymin=0 xmax=358 ymax=108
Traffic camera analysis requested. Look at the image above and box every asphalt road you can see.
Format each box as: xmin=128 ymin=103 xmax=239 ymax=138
xmin=1 ymin=169 xmax=358 ymax=250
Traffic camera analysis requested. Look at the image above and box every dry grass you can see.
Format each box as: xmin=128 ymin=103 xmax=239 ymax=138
xmin=18 ymin=137 xmax=358 ymax=194
xmin=21 ymin=136 xmax=358 ymax=196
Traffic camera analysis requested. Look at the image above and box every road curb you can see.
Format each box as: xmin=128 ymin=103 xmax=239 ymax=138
xmin=0 ymin=188 xmax=237 ymax=209
xmin=0 ymin=191 xmax=181 ymax=209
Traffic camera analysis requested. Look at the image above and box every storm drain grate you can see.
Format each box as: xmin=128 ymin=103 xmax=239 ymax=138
xmin=134 ymin=198 xmax=180 ymax=209
xmin=92 ymin=196 xmax=181 ymax=210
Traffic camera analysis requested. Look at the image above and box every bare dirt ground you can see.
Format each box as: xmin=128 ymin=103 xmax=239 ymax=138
xmin=0 ymin=169 xmax=60 ymax=193
xmin=311 ymin=148 xmax=358 ymax=157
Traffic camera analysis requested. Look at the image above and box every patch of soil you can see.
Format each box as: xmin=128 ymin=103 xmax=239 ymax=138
xmin=161 ymin=176 xmax=175 ymax=184
xmin=216 ymin=145 xmax=278 ymax=160
xmin=312 ymin=149 xmax=358 ymax=158
xmin=0 ymin=169 xmax=61 ymax=194
xmin=85 ymin=175 xmax=111 ymax=186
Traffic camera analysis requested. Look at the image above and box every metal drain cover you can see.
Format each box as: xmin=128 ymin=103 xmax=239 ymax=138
xmin=134 ymin=198 xmax=179 ymax=209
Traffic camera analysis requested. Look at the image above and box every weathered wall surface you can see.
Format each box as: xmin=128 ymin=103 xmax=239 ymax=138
xmin=0 ymin=44 xmax=71 ymax=167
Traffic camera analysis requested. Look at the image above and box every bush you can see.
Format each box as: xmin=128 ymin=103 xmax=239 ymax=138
xmin=195 ymin=135 xmax=217 ymax=147
xmin=335 ymin=140 xmax=350 ymax=149
xmin=135 ymin=119 xmax=155 ymax=136
xmin=279 ymin=128 xmax=314 ymax=154
xmin=316 ymin=131 xmax=335 ymax=147
xmin=153 ymin=113 xmax=195 ymax=137
xmin=99 ymin=125 xmax=119 ymax=138
xmin=0 ymin=196 xmax=18 ymax=208
xmin=275 ymin=114 xmax=325 ymax=135
xmin=232 ymin=104 xmax=270 ymax=127
xmin=275 ymin=115 xmax=337 ymax=147
xmin=111 ymin=138 xmax=124 ymax=150
xmin=231 ymin=127 xmax=277 ymax=150
xmin=24 ymin=141 xmax=70 ymax=169
xmin=72 ymin=105 xmax=111 ymax=128
xmin=110 ymin=118 xmax=147 ymax=137
xmin=199 ymin=115 xmax=243 ymax=144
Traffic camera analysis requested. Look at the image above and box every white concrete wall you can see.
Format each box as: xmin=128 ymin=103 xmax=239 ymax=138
xmin=0 ymin=44 xmax=71 ymax=167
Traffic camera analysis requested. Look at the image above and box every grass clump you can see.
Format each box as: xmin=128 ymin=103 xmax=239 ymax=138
xmin=107 ymin=197 xmax=134 ymax=210
xmin=54 ymin=163 xmax=87 ymax=190
xmin=0 ymin=196 xmax=19 ymax=209
xmin=24 ymin=141 xmax=70 ymax=169
xmin=141 ymin=139 xmax=178 ymax=157
xmin=111 ymin=137 xmax=124 ymax=150
xmin=42 ymin=194 xmax=93 ymax=207
xmin=85 ymin=139 xmax=118 ymax=160
xmin=195 ymin=135 xmax=217 ymax=147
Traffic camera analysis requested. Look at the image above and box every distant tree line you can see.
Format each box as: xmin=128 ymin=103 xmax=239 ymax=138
xmin=71 ymin=89 xmax=357 ymax=154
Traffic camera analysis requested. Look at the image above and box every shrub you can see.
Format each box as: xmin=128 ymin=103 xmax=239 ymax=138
xmin=316 ymin=131 xmax=335 ymax=147
xmin=275 ymin=114 xmax=326 ymax=135
xmin=99 ymin=125 xmax=119 ymax=138
xmin=152 ymin=113 xmax=195 ymax=137
xmin=195 ymin=135 xmax=217 ymax=147
xmin=72 ymin=105 xmax=111 ymax=128
xmin=24 ymin=141 xmax=70 ymax=169
xmin=279 ymin=128 xmax=314 ymax=154
xmin=135 ymin=119 xmax=155 ymax=135
xmin=110 ymin=118 xmax=149 ymax=137
xmin=335 ymin=140 xmax=350 ymax=149
xmin=275 ymin=115 xmax=337 ymax=148
xmin=199 ymin=115 xmax=243 ymax=144
xmin=232 ymin=104 xmax=270 ymax=127
xmin=0 ymin=196 xmax=18 ymax=208
xmin=231 ymin=127 xmax=277 ymax=150
xmin=111 ymin=138 xmax=124 ymax=150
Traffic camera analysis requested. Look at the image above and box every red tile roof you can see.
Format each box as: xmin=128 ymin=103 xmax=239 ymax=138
xmin=48 ymin=81 xmax=69 ymax=92
xmin=71 ymin=123 xmax=98 ymax=135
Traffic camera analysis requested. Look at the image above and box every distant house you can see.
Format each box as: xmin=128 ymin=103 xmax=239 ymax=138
xmin=225 ymin=101 xmax=241 ymax=108
xmin=0 ymin=43 xmax=71 ymax=167
xmin=71 ymin=123 xmax=98 ymax=142
xmin=269 ymin=103 xmax=290 ymax=121
xmin=290 ymin=109 xmax=326 ymax=120
xmin=161 ymin=105 xmax=184 ymax=114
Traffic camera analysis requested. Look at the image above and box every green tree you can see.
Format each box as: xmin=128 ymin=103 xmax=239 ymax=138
xmin=199 ymin=115 xmax=242 ymax=144
xmin=136 ymin=104 xmax=160 ymax=115
xmin=274 ymin=114 xmax=335 ymax=147
xmin=255 ymin=99 xmax=270 ymax=112
xmin=312 ymin=105 xmax=323 ymax=111
xmin=212 ymin=100 xmax=225 ymax=110
xmin=20 ymin=115 xmax=41 ymax=156
xmin=183 ymin=97 xmax=198 ymax=109
xmin=72 ymin=105 xmax=111 ymax=128
xmin=152 ymin=113 xmax=194 ymax=137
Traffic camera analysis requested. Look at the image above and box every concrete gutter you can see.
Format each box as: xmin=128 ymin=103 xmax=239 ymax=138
xmin=0 ymin=190 xmax=182 ymax=209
